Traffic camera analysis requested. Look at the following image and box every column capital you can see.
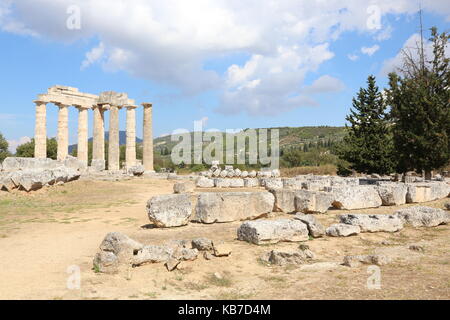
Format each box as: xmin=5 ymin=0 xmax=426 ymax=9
xmin=33 ymin=100 xmax=48 ymax=105
xmin=55 ymin=102 xmax=70 ymax=109
xmin=124 ymin=105 xmax=138 ymax=110
xmin=74 ymin=104 xmax=91 ymax=110
xmin=94 ymin=104 xmax=110 ymax=110
xmin=142 ymin=102 xmax=153 ymax=108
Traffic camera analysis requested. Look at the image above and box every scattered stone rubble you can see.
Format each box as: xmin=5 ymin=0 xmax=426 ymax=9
xmin=192 ymin=169 xmax=449 ymax=214
xmin=260 ymin=245 xmax=315 ymax=266
xmin=342 ymin=254 xmax=392 ymax=267
xmin=237 ymin=219 xmax=309 ymax=245
xmin=338 ymin=214 xmax=404 ymax=233
xmin=0 ymin=157 xmax=81 ymax=192
xmin=395 ymin=206 xmax=450 ymax=227
xmin=93 ymin=232 xmax=231 ymax=273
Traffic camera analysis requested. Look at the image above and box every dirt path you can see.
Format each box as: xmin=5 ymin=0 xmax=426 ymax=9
xmin=0 ymin=179 xmax=449 ymax=300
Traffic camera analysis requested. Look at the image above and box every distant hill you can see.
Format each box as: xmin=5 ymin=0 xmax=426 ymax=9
xmin=68 ymin=126 xmax=347 ymax=155
xmin=68 ymin=131 xmax=143 ymax=153
xmin=153 ymin=126 xmax=346 ymax=154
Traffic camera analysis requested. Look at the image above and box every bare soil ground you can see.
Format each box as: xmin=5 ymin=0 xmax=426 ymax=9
xmin=0 ymin=178 xmax=449 ymax=300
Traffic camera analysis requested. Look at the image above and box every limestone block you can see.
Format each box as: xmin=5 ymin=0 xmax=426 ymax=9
xmin=146 ymin=194 xmax=193 ymax=227
xmin=339 ymin=214 xmax=404 ymax=233
xmin=237 ymin=219 xmax=309 ymax=245
xmin=329 ymin=186 xmax=382 ymax=210
xmin=194 ymin=192 xmax=275 ymax=224
xmin=395 ymin=206 xmax=450 ymax=227
xmin=294 ymin=190 xmax=333 ymax=214
xmin=326 ymin=224 xmax=361 ymax=237
xmin=377 ymin=183 xmax=408 ymax=206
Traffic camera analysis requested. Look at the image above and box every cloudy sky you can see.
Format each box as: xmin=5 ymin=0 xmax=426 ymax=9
xmin=0 ymin=0 xmax=449 ymax=151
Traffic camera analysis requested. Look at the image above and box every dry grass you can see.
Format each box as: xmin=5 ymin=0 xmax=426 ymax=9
xmin=281 ymin=165 xmax=337 ymax=177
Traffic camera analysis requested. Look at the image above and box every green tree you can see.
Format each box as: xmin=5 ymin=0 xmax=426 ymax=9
xmin=15 ymin=138 xmax=58 ymax=159
xmin=387 ymin=27 xmax=450 ymax=177
xmin=0 ymin=132 xmax=11 ymax=162
xmin=338 ymin=75 xmax=395 ymax=175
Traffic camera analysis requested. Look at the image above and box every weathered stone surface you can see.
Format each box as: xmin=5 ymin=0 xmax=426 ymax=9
xmin=194 ymin=192 xmax=275 ymax=224
xmin=248 ymin=170 xmax=257 ymax=178
xmin=90 ymin=159 xmax=105 ymax=171
xmin=127 ymin=164 xmax=145 ymax=176
xmin=262 ymin=178 xmax=283 ymax=190
xmin=329 ymin=186 xmax=382 ymax=210
xmin=147 ymin=194 xmax=192 ymax=227
xmin=395 ymin=206 xmax=450 ymax=227
xmin=133 ymin=245 xmax=173 ymax=266
xmin=219 ymin=170 xmax=228 ymax=178
xmin=282 ymin=178 xmax=303 ymax=190
xmin=203 ymin=252 xmax=214 ymax=260
xmin=377 ymin=183 xmax=408 ymax=206
xmin=1 ymin=157 xmax=61 ymax=171
xmin=261 ymin=248 xmax=314 ymax=266
xmin=64 ymin=155 xmax=87 ymax=170
xmin=237 ymin=219 xmax=309 ymax=245
xmin=241 ymin=171 xmax=249 ymax=178
xmin=343 ymin=254 xmax=391 ymax=267
xmin=339 ymin=214 xmax=404 ymax=233
xmin=294 ymin=190 xmax=333 ymax=214
xmin=229 ymin=179 xmax=244 ymax=188
xmin=244 ymin=178 xmax=259 ymax=188
xmin=294 ymin=213 xmax=325 ymax=238
xmin=326 ymin=224 xmax=361 ymax=237
xmin=196 ymin=177 xmax=215 ymax=188
xmin=214 ymin=178 xmax=231 ymax=188
xmin=165 ymin=258 xmax=180 ymax=271
xmin=213 ymin=242 xmax=232 ymax=257
xmin=191 ymin=238 xmax=213 ymax=251
xmin=93 ymin=251 xmax=119 ymax=274
xmin=406 ymin=182 xmax=450 ymax=203
xmin=445 ymin=202 xmax=450 ymax=210
xmin=302 ymin=181 xmax=329 ymax=191
xmin=0 ymin=172 xmax=19 ymax=191
xmin=173 ymin=182 xmax=195 ymax=194
xmin=99 ymin=232 xmax=143 ymax=263
xmin=271 ymin=169 xmax=281 ymax=178
xmin=234 ymin=169 xmax=242 ymax=177
xmin=172 ymin=248 xmax=199 ymax=261
xmin=270 ymin=189 xmax=299 ymax=213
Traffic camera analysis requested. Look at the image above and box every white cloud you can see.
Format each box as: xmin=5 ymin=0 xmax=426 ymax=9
xmin=381 ymin=33 xmax=450 ymax=75
xmin=361 ymin=45 xmax=380 ymax=56
xmin=1 ymin=0 xmax=450 ymax=114
xmin=81 ymin=42 xmax=105 ymax=70
xmin=347 ymin=54 xmax=359 ymax=61
xmin=7 ymin=136 xmax=31 ymax=153
xmin=304 ymin=75 xmax=345 ymax=94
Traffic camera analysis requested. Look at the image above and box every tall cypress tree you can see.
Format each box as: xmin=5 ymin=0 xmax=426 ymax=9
xmin=338 ymin=75 xmax=395 ymax=175
xmin=387 ymin=27 xmax=450 ymax=177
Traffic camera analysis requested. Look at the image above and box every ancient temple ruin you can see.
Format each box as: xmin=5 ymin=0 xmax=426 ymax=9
xmin=33 ymin=85 xmax=154 ymax=171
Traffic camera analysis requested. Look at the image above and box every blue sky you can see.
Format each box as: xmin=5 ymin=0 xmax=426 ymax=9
xmin=0 ymin=0 xmax=449 ymax=151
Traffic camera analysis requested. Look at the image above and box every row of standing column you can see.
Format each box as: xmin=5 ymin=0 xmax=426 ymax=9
xmin=34 ymin=101 xmax=154 ymax=171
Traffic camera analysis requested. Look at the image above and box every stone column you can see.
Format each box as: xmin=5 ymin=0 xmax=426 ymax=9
xmin=125 ymin=105 xmax=137 ymax=168
xmin=92 ymin=105 xmax=106 ymax=170
xmin=34 ymin=101 xmax=47 ymax=159
xmin=142 ymin=103 xmax=154 ymax=171
xmin=56 ymin=104 xmax=69 ymax=161
xmin=76 ymin=106 xmax=89 ymax=167
xmin=108 ymin=105 xmax=120 ymax=171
